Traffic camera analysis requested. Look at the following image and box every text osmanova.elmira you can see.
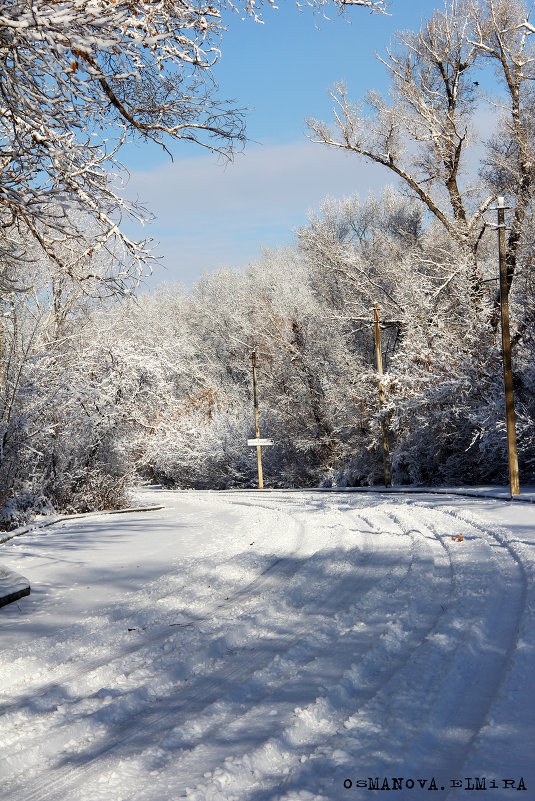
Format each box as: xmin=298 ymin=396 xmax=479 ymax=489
xmin=343 ymin=777 xmax=528 ymax=792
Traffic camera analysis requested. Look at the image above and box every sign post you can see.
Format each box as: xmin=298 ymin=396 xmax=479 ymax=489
xmin=249 ymin=351 xmax=274 ymax=488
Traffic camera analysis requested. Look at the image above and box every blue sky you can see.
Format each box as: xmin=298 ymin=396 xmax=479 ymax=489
xmin=120 ymin=1 xmax=449 ymax=289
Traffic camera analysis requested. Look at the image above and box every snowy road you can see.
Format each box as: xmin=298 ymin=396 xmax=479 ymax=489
xmin=0 ymin=489 xmax=533 ymax=801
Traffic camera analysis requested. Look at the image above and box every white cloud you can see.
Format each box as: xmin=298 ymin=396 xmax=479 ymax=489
xmin=122 ymin=139 xmax=389 ymax=287
xmin=123 ymin=103 xmax=501 ymax=289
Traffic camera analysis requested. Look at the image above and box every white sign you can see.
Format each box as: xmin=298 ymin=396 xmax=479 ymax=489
xmin=247 ymin=438 xmax=274 ymax=446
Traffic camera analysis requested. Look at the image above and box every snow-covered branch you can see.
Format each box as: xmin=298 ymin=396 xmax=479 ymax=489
xmin=308 ymin=0 xmax=535 ymax=303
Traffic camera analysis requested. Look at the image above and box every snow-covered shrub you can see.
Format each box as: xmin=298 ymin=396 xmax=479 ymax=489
xmin=138 ymin=391 xmax=257 ymax=490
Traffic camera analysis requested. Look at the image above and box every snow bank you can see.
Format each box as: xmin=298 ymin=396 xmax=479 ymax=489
xmin=0 ymin=564 xmax=30 ymax=608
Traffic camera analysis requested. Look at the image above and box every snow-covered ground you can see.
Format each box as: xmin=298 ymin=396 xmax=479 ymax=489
xmin=0 ymin=488 xmax=533 ymax=801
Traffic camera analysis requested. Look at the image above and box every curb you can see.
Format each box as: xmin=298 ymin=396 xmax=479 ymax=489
xmin=217 ymin=486 xmax=535 ymax=503
xmin=0 ymin=505 xmax=166 ymax=546
xmin=313 ymin=486 xmax=535 ymax=504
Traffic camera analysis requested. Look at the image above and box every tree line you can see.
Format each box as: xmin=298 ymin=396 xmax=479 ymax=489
xmin=1 ymin=0 xmax=534 ymax=527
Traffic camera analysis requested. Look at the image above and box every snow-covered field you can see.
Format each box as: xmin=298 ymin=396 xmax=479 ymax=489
xmin=1 ymin=488 xmax=533 ymax=801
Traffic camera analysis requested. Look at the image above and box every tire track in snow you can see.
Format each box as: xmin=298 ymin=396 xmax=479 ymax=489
xmin=12 ymin=500 xmax=448 ymax=801
xmin=2 ymin=500 xmax=414 ymax=801
xmin=123 ymin=503 xmax=456 ymax=800
xmin=360 ymin=503 xmax=527 ymax=800
xmin=0 ymin=499 xmax=295 ymax=679
xmin=0 ymin=500 xmax=307 ymax=717
xmin=0 ymin=497 xmax=353 ymax=788
xmin=170 ymin=500 xmax=457 ymax=801
xmin=0 ymin=500 xmax=315 ymax=788
xmin=7 ymin=494 xmax=523 ymax=801
xmin=243 ymin=500 xmax=526 ymax=801
xmin=402 ymin=502 xmax=529 ymax=796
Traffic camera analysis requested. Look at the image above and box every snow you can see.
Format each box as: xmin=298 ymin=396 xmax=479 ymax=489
xmin=0 ymin=565 xmax=30 ymax=608
xmin=0 ymin=487 xmax=533 ymax=800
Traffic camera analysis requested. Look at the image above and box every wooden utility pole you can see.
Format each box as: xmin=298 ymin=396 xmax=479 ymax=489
xmin=497 ymin=197 xmax=520 ymax=496
xmin=251 ymin=350 xmax=264 ymax=489
xmin=373 ymin=303 xmax=392 ymax=488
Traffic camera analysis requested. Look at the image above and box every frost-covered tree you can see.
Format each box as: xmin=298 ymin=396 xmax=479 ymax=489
xmin=307 ymin=0 xmax=535 ymax=304
xmin=3 ymin=196 xmax=532 ymax=527
xmin=1 ymin=0 xmax=242 ymax=279
xmin=236 ymin=248 xmax=357 ymax=482
xmin=297 ymin=187 xmax=535 ymax=487
xmin=0 ymin=0 xmax=392 ymax=525
xmin=0 ymin=252 xmax=123 ymax=525
xmin=304 ymin=0 xmax=535 ymax=486
xmin=0 ymin=0 xmax=387 ymax=281
xmin=94 ymin=248 xmax=364 ymax=492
